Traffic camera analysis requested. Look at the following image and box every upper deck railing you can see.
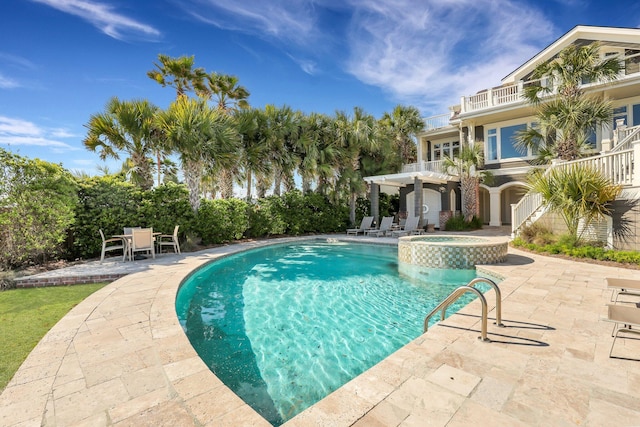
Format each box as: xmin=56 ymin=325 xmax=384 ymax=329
xmin=401 ymin=160 xmax=447 ymax=174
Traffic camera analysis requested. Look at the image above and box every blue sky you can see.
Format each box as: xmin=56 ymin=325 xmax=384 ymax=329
xmin=1 ymin=0 xmax=639 ymax=175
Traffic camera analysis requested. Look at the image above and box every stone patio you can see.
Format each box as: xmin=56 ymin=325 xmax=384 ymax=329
xmin=1 ymin=231 xmax=639 ymax=426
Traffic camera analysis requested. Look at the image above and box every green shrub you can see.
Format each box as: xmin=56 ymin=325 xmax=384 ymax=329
xmin=445 ymin=214 xmax=482 ymax=231
xmin=71 ymin=176 xmax=142 ymax=259
xmin=138 ymin=183 xmax=195 ymax=240
xmin=245 ymin=196 xmax=287 ymax=237
xmin=196 ymin=198 xmax=250 ymax=244
xmin=0 ymin=149 xmax=78 ymax=268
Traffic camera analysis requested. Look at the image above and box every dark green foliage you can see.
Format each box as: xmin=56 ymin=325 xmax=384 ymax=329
xmin=380 ymin=193 xmax=400 ymax=218
xmin=512 ymin=236 xmax=640 ymax=266
xmin=444 ymin=214 xmax=483 ymax=231
xmin=245 ymin=196 xmax=287 ymax=237
xmin=138 ymin=183 xmax=195 ymax=239
xmin=196 ymin=198 xmax=250 ymax=244
xmin=245 ymin=192 xmax=348 ymax=237
xmin=0 ymin=149 xmax=78 ymax=268
xmin=71 ymin=175 xmax=143 ymax=259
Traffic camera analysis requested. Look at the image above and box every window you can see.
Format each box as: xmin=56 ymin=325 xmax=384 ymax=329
xmin=633 ymin=104 xmax=640 ymax=127
xmin=500 ymin=124 xmax=526 ymax=159
xmin=613 ymin=106 xmax=627 ymax=129
xmin=487 ymin=129 xmax=497 ymax=161
xmin=486 ymin=122 xmax=537 ymax=162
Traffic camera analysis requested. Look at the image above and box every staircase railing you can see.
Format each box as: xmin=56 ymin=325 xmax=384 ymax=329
xmin=612 ymin=125 xmax=640 ymax=152
xmin=512 ymin=145 xmax=636 ymax=237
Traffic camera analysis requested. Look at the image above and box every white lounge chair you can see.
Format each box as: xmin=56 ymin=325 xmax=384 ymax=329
xmin=603 ymin=304 xmax=640 ymax=359
xmin=347 ymin=216 xmax=374 ymax=235
xmin=365 ymin=216 xmax=394 ymax=237
xmin=391 ymin=216 xmax=423 ymax=237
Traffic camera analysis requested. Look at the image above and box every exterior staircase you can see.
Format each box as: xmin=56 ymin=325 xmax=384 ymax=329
xmin=511 ymin=124 xmax=640 ymax=238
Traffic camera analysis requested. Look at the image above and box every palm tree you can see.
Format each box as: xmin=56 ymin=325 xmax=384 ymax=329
xmin=334 ymin=107 xmax=378 ymax=225
xmin=379 ymin=105 xmax=425 ymax=165
xmin=156 ymin=96 xmax=239 ymax=211
xmin=147 ymin=54 xmax=209 ymax=186
xmin=442 ymin=142 xmax=490 ymax=222
xmin=527 ymin=164 xmax=622 ymax=243
xmin=147 ymin=54 xmax=207 ymax=98
xmin=83 ymin=97 xmax=159 ymax=190
xmin=517 ymin=42 xmax=620 ymax=161
xmin=199 ymin=72 xmax=252 ymax=198
xmin=234 ymin=108 xmax=271 ymax=200
xmin=262 ymin=105 xmax=300 ymax=196
xmin=201 ymin=73 xmax=251 ymax=111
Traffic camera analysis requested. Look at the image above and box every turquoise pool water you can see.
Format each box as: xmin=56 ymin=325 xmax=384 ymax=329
xmin=175 ymin=241 xmax=482 ymax=425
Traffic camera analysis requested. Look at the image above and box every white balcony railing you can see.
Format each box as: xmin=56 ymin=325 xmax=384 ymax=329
xmin=424 ymin=113 xmax=452 ymax=130
xmin=401 ymin=160 xmax=446 ymax=174
xmin=462 ymin=66 xmax=640 ymax=115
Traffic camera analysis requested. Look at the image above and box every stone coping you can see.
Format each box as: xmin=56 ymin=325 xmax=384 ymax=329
xmin=2 ymin=233 xmax=640 ymax=426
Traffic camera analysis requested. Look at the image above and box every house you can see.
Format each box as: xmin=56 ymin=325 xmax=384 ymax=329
xmin=364 ymin=25 xmax=640 ymax=250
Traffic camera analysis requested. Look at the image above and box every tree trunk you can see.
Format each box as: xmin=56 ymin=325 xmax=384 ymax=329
xmin=183 ymin=159 xmax=202 ymax=212
xmin=246 ymin=169 xmax=252 ymax=200
xmin=220 ymin=168 xmax=234 ymax=199
xmin=461 ymin=176 xmax=478 ymax=222
xmin=349 ymin=192 xmax=357 ymax=226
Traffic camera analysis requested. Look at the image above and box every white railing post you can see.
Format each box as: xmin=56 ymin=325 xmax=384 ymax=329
xmin=460 ymin=96 xmax=466 ymax=114
xmin=633 ymin=140 xmax=640 ymax=187
xmin=487 ymin=88 xmax=494 ymax=107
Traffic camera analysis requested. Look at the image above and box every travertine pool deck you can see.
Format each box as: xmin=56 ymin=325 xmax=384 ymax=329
xmin=2 ymin=231 xmax=640 ymax=426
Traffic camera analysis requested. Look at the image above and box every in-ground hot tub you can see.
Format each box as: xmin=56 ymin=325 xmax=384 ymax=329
xmin=398 ymin=235 xmax=508 ymax=269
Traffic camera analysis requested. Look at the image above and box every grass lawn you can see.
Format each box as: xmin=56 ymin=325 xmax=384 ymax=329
xmin=0 ymin=283 xmax=108 ymax=391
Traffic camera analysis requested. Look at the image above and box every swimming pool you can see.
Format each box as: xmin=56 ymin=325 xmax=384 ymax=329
xmin=175 ymin=241 xmax=484 ymax=425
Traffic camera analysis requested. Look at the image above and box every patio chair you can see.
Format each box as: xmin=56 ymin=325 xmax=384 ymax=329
xmin=99 ymin=229 xmax=127 ymax=263
xmin=346 ymin=216 xmax=374 ymax=235
xmin=603 ymin=304 xmax=640 ymax=359
xmin=130 ymin=228 xmax=155 ymax=260
xmin=606 ymin=277 xmax=640 ymax=303
xmin=391 ymin=216 xmax=423 ymax=237
xmin=365 ymin=216 xmax=394 ymax=237
xmin=157 ymin=225 xmax=181 ymax=254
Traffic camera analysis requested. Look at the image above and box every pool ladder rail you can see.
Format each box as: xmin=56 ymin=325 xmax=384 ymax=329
xmin=423 ymin=278 xmax=504 ymax=342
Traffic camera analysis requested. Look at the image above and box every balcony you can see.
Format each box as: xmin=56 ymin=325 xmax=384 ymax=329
xmin=424 ymin=113 xmax=452 ymax=130
xmin=401 ymin=160 xmax=446 ymax=174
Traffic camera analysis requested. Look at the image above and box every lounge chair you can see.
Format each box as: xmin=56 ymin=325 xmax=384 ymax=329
xmin=603 ymin=304 xmax=640 ymax=358
xmin=99 ymin=229 xmax=127 ymax=263
xmin=157 ymin=225 xmax=181 ymax=254
xmin=347 ymin=216 xmax=374 ymax=235
xmin=391 ymin=216 xmax=423 ymax=237
xmin=365 ymin=216 xmax=394 ymax=237
xmin=606 ymin=277 xmax=640 ymax=303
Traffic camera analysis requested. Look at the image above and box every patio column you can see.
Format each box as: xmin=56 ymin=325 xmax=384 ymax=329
xmin=489 ymin=187 xmax=501 ymax=226
xmin=414 ymin=176 xmax=423 ymax=227
xmin=370 ymin=183 xmax=380 ymax=227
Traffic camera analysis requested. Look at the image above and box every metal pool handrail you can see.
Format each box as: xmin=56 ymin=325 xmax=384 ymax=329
xmin=423 ymin=286 xmax=490 ymax=342
xmin=466 ymin=277 xmax=504 ymax=327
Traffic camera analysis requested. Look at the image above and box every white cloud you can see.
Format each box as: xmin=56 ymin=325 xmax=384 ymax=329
xmin=182 ymin=0 xmax=317 ymax=44
xmin=0 ymin=116 xmax=76 ymax=151
xmin=344 ymin=0 xmax=555 ymax=113
xmin=0 ymin=73 xmax=20 ymax=89
xmin=179 ymin=0 xmax=557 ymax=114
xmin=30 ymin=0 xmax=161 ymax=41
